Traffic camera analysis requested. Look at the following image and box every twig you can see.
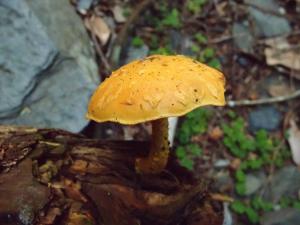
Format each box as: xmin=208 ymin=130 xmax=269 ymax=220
xmin=227 ymin=89 xmax=300 ymax=107
xmin=110 ymin=0 xmax=154 ymax=68
xmin=91 ymin=31 xmax=112 ymax=73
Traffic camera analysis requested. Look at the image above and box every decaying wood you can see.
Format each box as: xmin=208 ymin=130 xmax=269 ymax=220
xmin=0 ymin=126 xmax=223 ymax=225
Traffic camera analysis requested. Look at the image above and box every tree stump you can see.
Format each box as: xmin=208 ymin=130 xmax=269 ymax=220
xmin=0 ymin=126 xmax=223 ymax=225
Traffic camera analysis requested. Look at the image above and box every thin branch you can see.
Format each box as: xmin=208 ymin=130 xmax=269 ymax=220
xmin=115 ymin=0 xmax=154 ymax=46
xmin=110 ymin=0 xmax=154 ymax=68
xmin=227 ymin=89 xmax=300 ymax=107
xmin=91 ymin=31 xmax=112 ymax=73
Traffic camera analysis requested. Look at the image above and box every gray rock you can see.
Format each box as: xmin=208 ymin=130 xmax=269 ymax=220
xmin=0 ymin=0 xmax=99 ymax=132
xmin=123 ymin=44 xmax=149 ymax=65
xmin=169 ymin=30 xmax=182 ymax=52
xmin=213 ymin=170 xmax=234 ymax=192
xmin=261 ymin=208 xmax=300 ymax=225
xmin=0 ymin=0 xmax=57 ymax=117
xmin=76 ymin=0 xmax=95 ymax=14
xmin=263 ymin=166 xmax=300 ymax=203
xmin=246 ymin=0 xmax=291 ymax=37
xmin=232 ymin=22 xmax=254 ymax=53
xmin=214 ymin=159 xmax=230 ymax=168
xmin=248 ymin=106 xmax=281 ymax=132
xmin=245 ymin=172 xmax=266 ymax=196
xmin=180 ymin=36 xmax=197 ymax=57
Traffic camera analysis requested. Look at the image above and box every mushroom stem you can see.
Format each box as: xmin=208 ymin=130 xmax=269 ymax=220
xmin=135 ymin=118 xmax=169 ymax=173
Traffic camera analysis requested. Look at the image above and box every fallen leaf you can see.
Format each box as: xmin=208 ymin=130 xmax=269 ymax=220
xmin=84 ymin=15 xmax=111 ymax=46
xmin=268 ymin=82 xmax=294 ymax=97
xmin=215 ymin=2 xmax=228 ymax=17
xmin=209 ymin=126 xmax=223 ymax=141
xmin=264 ymin=36 xmax=300 ymax=71
xmin=112 ymin=5 xmax=126 ymax=23
xmin=287 ymin=119 xmax=300 ymax=165
xmin=210 ymin=193 xmax=234 ymax=202
xmin=230 ymin=158 xmax=241 ymax=170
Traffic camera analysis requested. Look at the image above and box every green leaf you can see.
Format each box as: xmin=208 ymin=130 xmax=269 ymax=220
xmin=293 ymin=201 xmax=300 ymax=210
xmin=187 ymin=0 xmax=207 ymax=13
xmin=194 ymin=33 xmax=207 ymax=44
xmin=235 ymin=169 xmax=246 ymax=182
xmin=131 ymin=36 xmax=144 ymax=47
xmin=150 ymin=46 xmax=173 ymax=55
xmin=162 ymin=8 xmax=181 ymax=28
xmin=245 ymin=207 xmax=260 ymax=224
xmin=236 ymin=182 xmax=246 ymax=195
xmin=203 ymin=47 xmax=215 ymax=59
xmin=251 ymin=196 xmax=273 ymax=211
xmin=179 ymin=158 xmax=194 ymax=170
xmin=227 ymin=110 xmax=237 ymax=119
xmin=188 ymin=144 xmax=202 ymax=156
xmin=191 ymin=44 xmax=200 ymax=53
xmin=247 ymin=158 xmax=264 ymax=169
xmin=176 ymin=146 xmax=186 ymax=159
xmin=231 ymin=201 xmax=246 ymax=214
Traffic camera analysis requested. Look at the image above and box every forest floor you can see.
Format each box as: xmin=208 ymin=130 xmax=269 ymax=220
xmin=77 ymin=0 xmax=300 ymax=224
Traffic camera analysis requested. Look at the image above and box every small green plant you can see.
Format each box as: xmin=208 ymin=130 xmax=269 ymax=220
xmin=222 ymin=117 xmax=255 ymax=159
xmin=231 ymin=200 xmax=260 ymax=224
xmin=177 ymin=108 xmax=212 ymax=145
xmin=161 ymin=8 xmax=181 ymax=29
xmin=232 ymin=196 xmax=300 ymax=224
xmin=176 ymin=144 xmax=202 ymax=170
xmin=192 ymin=33 xmax=222 ymax=70
xmin=280 ymin=197 xmax=300 ymax=210
xmin=231 ymin=197 xmax=273 ymax=224
xmin=222 ymin=115 xmax=290 ymax=196
xmin=150 ymin=45 xmax=173 ymax=55
xmin=251 ymin=196 xmax=273 ymax=212
xmin=186 ymin=0 xmax=207 ymax=14
xmin=175 ymin=108 xmax=212 ymax=170
xmin=194 ymin=33 xmax=207 ymax=44
xmin=131 ymin=36 xmax=144 ymax=47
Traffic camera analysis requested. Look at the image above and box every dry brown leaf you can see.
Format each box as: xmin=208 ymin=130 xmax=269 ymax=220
xmin=84 ymin=15 xmax=111 ymax=46
xmin=287 ymin=119 xmax=300 ymax=166
xmin=209 ymin=126 xmax=223 ymax=141
xmin=215 ymin=2 xmax=228 ymax=17
xmin=112 ymin=5 xmax=126 ymax=23
xmin=268 ymin=83 xmax=294 ymax=97
xmin=230 ymin=158 xmax=241 ymax=170
xmin=264 ymin=37 xmax=300 ymax=71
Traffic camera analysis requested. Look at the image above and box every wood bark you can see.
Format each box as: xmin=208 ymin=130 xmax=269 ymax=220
xmin=0 ymin=126 xmax=223 ymax=225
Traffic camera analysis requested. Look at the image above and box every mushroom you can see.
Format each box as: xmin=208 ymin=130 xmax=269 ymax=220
xmin=86 ymin=55 xmax=226 ymax=173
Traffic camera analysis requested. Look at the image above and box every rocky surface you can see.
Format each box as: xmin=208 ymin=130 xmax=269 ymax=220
xmin=261 ymin=208 xmax=300 ymax=225
xmin=245 ymin=0 xmax=291 ymax=38
xmin=123 ymin=44 xmax=149 ymax=65
xmin=245 ymin=172 xmax=266 ymax=196
xmin=0 ymin=0 xmax=99 ymax=132
xmin=248 ymin=106 xmax=282 ymax=132
xmin=232 ymin=22 xmax=254 ymax=53
xmin=263 ymin=166 xmax=300 ymax=203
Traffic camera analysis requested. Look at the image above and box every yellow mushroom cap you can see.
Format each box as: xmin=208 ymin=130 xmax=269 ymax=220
xmin=87 ymin=55 xmax=226 ymax=125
